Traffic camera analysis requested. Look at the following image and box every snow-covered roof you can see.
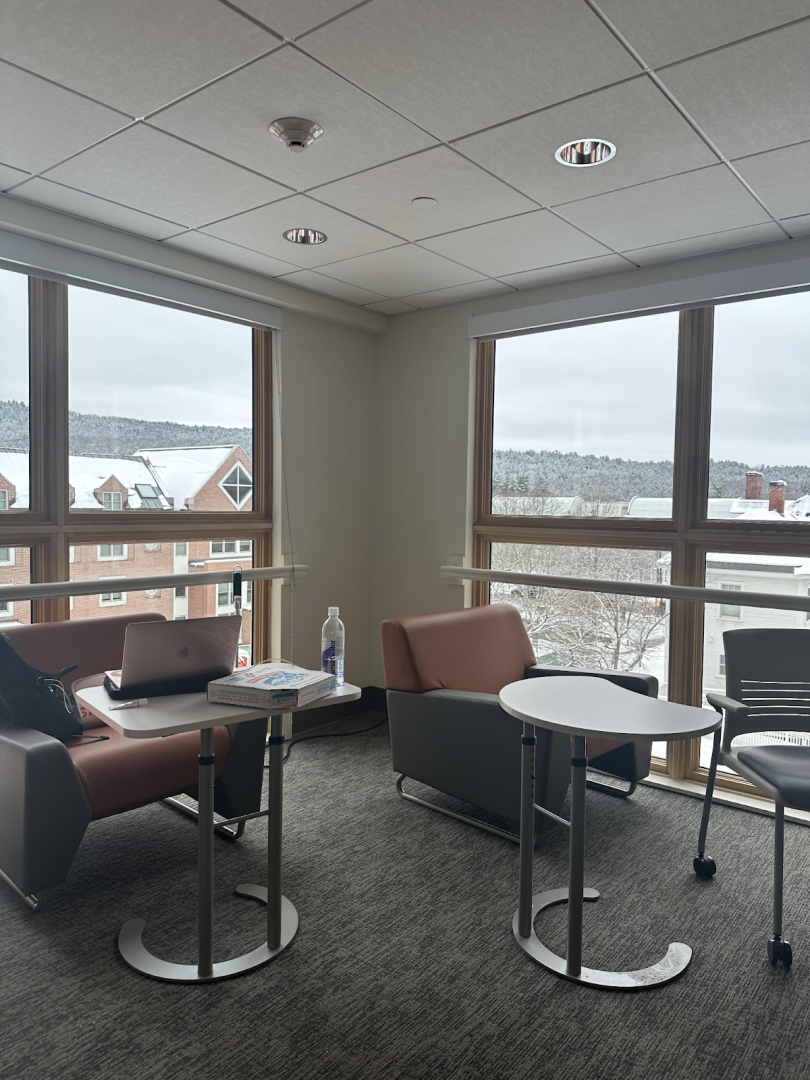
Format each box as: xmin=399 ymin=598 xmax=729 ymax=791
xmin=0 ymin=448 xmax=30 ymax=509
xmin=658 ymin=551 xmax=810 ymax=574
xmin=0 ymin=448 xmax=171 ymax=509
xmin=629 ymin=496 xmax=810 ymax=521
xmin=136 ymin=445 xmax=242 ymax=509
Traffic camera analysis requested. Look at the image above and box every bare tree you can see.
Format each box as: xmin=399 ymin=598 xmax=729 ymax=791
xmin=490 ymin=544 xmax=668 ymax=674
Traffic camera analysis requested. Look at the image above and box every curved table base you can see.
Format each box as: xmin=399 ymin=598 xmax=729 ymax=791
xmin=119 ymin=889 xmax=298 ymax=983
xmin=512 ymin=887 xmax=692 ymax=990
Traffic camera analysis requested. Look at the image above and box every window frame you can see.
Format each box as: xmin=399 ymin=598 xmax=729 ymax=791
xmin=473 ymin=302 xmax=810 ymax=798
xmin=0 ymin=275 xmax=274 ymax=661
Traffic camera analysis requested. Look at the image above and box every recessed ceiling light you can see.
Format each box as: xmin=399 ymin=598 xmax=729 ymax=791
xmin=555 ymin=139 xmax=616 ymax=167
xmin=269 ymin=117 xmax=324 ymax=152
xmin=411 ymin=196 xmax=437 ymax=207
xmin=283 ymin=228 xmax=327 ymax=245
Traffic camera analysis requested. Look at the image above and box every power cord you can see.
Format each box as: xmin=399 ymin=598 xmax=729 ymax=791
xmin=264 ymin=713 xmax=388 ymax=766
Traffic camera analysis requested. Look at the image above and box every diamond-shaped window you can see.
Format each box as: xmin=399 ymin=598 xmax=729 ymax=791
xmin=220 ymin=463 xmax=252 ymax=509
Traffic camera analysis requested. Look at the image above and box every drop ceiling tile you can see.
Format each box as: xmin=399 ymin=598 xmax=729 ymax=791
xmin=303 ymin=0 xmax=640 ymax=140
xmin=0 ymin=163 xmax=31 ymax=191
xmin=226 ymin=1 xmax=367 ymax=40
xmin=0 ymin=0 xmax=277 ymax=117
xmin=733 ymin=142 xmax=810 ymax=220
xmin=623 ymin=222 xmax=787 ymax=265
xmin=457 ymin=78 xmax=717 ymax=208
xmin=311 ymin=146 xmax=536 ymax=241
xmin=312 ymin=245 xmax=486 ymax=297
xmin=0 ymin=62 xmax=128 ymax=175
xmin=203 ymin=194 xmax=402 ymax=267
xmin=558 ymin=166 xmax=770 ymax=251
xmin=9 ymin=178 xmax=185 ymax=239
xmin=364 ymin=299 xmax=418 ymax=315
xmin=276 ymin=269 xmax=389 ymax=305
xmin=598 ymin=0 xmax=810 ymax=68
xmin=419 ymin=210 xmax=611 ymax=278
xmin=662 ymin=23 xmax=810 ymax=158
xmin=163 ymin=231 xmax=301 ymax=276
xmin=151 ymin=47 xmax=436 ymax=188
xmin=398 ymin=279 xmax=516 ymax=309
xmin=499 ymin=255 xmax=633 ymax=290
xmin=43 ymin=125 xmax=291 ymax=229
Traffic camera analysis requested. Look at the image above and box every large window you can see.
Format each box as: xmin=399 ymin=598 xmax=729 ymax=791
xmin=709 ymin=292 xmax=810 ymax=523
xmin=492 ymin=312 xmax=679 ymax=518
xmin=0 ymin=271 xmax=272 ymax=660
xmin=67 ymin=286 xmax=253 ymax=514
xmin=476 ymin=297 xmax=810 ymax=794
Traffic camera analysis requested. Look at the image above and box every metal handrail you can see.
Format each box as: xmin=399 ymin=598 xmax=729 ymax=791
xmin=0 ymin=564 xmax=307 ymax=603
xmin=440 ymin=566 xmax=810 ymax=614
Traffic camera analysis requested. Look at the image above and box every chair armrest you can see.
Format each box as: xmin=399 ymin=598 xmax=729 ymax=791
xmin=0 ymin=725 xmax=92 ymax=896
xmin=525 ymin=663 xmax=658 ymax=698
xmin=705 ymin=693 xmax=749 ymax=719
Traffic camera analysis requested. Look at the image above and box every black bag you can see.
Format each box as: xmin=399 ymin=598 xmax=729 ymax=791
xmin=0 ymin=633 xmax=84 ymax=742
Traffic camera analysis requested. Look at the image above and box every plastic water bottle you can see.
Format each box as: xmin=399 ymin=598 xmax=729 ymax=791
xmin=321 ymin=606 xmax=345 ymax=686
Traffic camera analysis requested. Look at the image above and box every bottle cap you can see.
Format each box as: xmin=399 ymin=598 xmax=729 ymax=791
xmin=328 ymin=606 xmax=339 ymax=616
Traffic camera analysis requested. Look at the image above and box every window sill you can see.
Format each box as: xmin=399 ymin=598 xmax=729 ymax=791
xmin=642 ymin=773 xmax=810 ymax=827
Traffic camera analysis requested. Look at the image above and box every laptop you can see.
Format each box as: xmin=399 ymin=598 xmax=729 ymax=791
xmin=106 ymin=616 xmax=242 ymax=698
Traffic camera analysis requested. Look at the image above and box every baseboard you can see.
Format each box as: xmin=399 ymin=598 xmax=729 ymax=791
xmin=291 ymin=686 xmax=386 ymax=737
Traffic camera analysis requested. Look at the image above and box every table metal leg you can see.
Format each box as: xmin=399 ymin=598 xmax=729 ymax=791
xmin=517 ymin=723 xmax=536 ymax=939
xmin=512 ymin=732 xmax=692 ymax=990
xmin=119 ymin=716 xmax=298 ymax=983
xmin=566 ymin=735 xmax=587 ymax=977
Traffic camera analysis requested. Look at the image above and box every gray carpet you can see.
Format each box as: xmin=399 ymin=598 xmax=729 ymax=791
xmin=2 ymin=715 xmax=809 ymax=1080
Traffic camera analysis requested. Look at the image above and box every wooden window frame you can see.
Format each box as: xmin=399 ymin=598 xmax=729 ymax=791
xmin=473 ymin=305 xmax=810 ymax=794
xmin=0 ymin=275 xmax=274 ymax=660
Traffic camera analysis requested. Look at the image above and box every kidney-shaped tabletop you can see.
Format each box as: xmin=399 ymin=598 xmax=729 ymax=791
xmin=500 ymin=675 xmax=720 ymax=742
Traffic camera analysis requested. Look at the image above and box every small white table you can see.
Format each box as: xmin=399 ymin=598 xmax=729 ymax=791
xmin=76 ymin=683 xmax=361 ymax=983
xmin=499 ymin=676 xmax=720 ymax=990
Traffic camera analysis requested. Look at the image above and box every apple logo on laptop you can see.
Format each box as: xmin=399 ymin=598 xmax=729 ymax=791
xmin=177 ymin=646 xmax=189 ymax=659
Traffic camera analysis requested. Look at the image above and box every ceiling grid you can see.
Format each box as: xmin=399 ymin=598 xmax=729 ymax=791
xmin=1 ymin=0 xmax=809 ymax=310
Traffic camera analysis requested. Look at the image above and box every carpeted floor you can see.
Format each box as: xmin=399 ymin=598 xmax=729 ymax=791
xmin=1 ymin=714 xmax=809 ymax=1080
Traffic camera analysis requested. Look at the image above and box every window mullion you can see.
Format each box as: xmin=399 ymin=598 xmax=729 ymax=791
xmin=29 ymin=277 xmax=70 ymax=621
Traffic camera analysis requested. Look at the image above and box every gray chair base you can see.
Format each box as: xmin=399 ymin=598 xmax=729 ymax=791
xmin=396 ymin=774 xmax=521 ymax=843
xmin=163 ymin=796 xmax=246 ymax=840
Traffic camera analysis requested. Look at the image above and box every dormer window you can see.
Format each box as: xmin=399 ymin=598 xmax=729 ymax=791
xmin=0 ymin=491 xmax=7 ymax=511
xmin=103 ymin=491 xmax=123 ymax=511
xmin=219 ymin=463 xmax=252 ymax=509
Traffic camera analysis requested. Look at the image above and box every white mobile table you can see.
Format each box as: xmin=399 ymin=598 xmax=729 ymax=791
xmin=499 ymin=676 xmax=719 ymax=990
xmin=76 ymin=683 xmax=361 ymax=983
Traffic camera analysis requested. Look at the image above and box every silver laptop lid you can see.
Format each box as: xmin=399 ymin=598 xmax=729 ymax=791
xmin=120 ymin=616 xmax=242 ymax=690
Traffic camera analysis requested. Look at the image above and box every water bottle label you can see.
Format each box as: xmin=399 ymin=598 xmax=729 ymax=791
xmin=322 ymin=641 xmax=336 ymax=675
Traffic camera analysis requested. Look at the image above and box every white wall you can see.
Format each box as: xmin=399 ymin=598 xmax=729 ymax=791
xmin=273 ymin=309 xmax=375 ymax=687
xmin=369 ymin=304 xmax=473 ymax=684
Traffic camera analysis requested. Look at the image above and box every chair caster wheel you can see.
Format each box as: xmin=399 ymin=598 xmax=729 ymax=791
xmin=768 ymin=937 xmax=792 ymax=967
xmin=693 ymin=854 xmax=717 ymax=878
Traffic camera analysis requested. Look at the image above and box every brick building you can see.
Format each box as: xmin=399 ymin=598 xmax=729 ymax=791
xmin=0 ymin=445 xmax=254 ymax=662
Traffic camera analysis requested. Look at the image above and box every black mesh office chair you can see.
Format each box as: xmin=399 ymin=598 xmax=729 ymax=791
xmin=694 ymin=628 xmax=810 ymax=968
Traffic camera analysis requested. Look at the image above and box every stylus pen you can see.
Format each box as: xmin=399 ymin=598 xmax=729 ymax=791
xmin=110 ymin=698 xmax=148 ymax=710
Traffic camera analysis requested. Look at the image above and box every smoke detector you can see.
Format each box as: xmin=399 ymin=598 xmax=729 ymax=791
xmin=555 ymin=139 xmax=616 ymax=167
xmin=269 ymin=117 xmax=324 ymax=152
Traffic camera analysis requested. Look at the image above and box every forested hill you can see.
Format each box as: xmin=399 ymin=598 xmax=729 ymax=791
xmin=494 ymin=448 xmax=810 ymax=502
xmin=0 ymin=400 xmax=252 ymax=458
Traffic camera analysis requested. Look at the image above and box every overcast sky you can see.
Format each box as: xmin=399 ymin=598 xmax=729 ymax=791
xmin=2 ymin=270 xmax=809 ymax=464
xmin=1 ymin=269 xmax=253 ymax=430
xmin=495 ymin=290 xmax=810 ymax=467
